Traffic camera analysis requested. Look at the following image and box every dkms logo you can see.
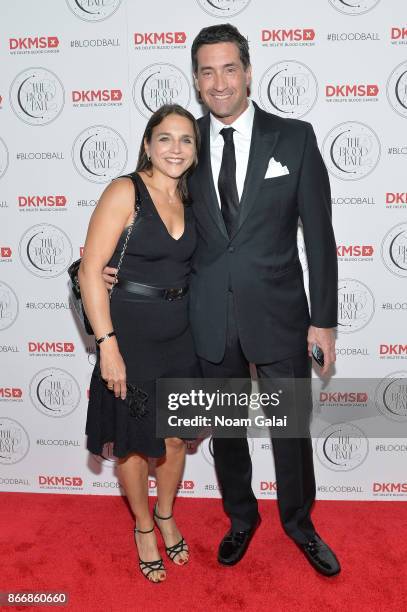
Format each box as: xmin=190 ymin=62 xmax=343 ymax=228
xmin=196 ymin=0 xmax=251 ymax=18
xmin=322 ymin=122 xmax=380 ymax=181
xmin=133 ymin=64 xmax=191 ymax=119
xmin=0 ymin=137 xmax=9 ymax=179
xmin=315 ymin=423 xmax=369 ymax=472
xmin=387 ymin=61 xmax=407 ymax=119
xmin=0 ymin=281 xmax=19 ymax=331
xmin=65 ymin=0 xmax=122 ymax=21
xmin=72 ymin=125 xmax=128 ymax=183
xmin=19 ymin=224 xmax=73 ymax=278
xmin=328 ymin=0 xmax=380 ymax=16
xmin=0 ymin=418 xmax=30 ymax=465
xmin=30 ymin=368 xmax=81 ymax=418
xmin=9 ymin=67 xmax=65 ymax=126
xmin=375 ymin=372 xmax=407 ymax=422
xmin=381 ymin=223 xmax=407 ymax=278
xmin=337 ymin=279 xmax=375 ymax=334
xmin=258 ymin=61 xmax=318 ymax=118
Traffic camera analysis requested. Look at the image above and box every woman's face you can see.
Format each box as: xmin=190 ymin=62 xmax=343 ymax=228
xmin=145 ymin=114 xmax=196 ymax=180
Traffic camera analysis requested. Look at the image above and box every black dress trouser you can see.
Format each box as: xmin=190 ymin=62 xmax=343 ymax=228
xmin=199 ymin=292 xmax=316 ymax=545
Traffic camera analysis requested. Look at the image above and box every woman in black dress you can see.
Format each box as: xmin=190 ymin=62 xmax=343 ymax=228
xmin=79 ymin=105 xmax=200 ymax=583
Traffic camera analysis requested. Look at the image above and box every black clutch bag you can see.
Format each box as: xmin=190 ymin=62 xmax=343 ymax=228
xmin=68 ymin=176 xmax=141 ymax=335
xmin=125 ymin=382 xmax=149 ymax=418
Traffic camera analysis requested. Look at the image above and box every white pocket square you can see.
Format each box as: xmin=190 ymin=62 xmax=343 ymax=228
xmin=264 ymin=157 xmax=290 ymax=179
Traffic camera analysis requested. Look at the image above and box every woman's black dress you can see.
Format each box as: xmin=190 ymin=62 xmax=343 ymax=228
xmin=85 ymin=172 xmax=198 ymax=458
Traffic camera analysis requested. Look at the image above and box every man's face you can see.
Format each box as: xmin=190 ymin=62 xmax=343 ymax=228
xmin=194 ymin=41 xmax=251 ymax=124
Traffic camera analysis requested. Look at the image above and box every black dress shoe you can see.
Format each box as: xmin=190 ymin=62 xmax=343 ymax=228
xmin=298 ymin=534 xmax=341 ymax=577
xmin=218 ymin=516 xmax=261 ymax=566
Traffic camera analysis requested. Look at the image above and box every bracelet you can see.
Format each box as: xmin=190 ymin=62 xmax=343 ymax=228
xmin=96 ymin=331 xmax=116 ymax=345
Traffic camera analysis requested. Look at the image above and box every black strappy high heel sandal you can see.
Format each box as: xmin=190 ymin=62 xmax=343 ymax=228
xmin=134 ymin=525 xmax=166 ymax=582
xmin=153 ymin=503 xmax=189 ymax=565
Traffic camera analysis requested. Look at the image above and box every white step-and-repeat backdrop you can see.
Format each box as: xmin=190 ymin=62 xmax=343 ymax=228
xmin=1 ymin=0 xmax=406 ymax=501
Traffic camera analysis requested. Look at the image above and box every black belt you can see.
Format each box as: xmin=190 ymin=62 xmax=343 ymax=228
xmin=115 ymin=279 xmax=188 ymax=301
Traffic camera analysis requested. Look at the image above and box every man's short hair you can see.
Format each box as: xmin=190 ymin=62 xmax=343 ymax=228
xmin=191 ymin=23 xmax=251 ymax=74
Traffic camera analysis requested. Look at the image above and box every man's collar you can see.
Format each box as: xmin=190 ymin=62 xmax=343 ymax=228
xmin=210 ymin=99 xmax=254 ymax=141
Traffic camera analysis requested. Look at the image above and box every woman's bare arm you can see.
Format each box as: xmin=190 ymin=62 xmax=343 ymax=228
xmin=78 ymin=177 xmax=135 ymax=399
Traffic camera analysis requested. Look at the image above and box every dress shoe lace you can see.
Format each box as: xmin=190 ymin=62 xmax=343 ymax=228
xmin=304 ymin=539 xmax=320 ymax=555
xmin=299 ymin=536 xmax=340 ymax=576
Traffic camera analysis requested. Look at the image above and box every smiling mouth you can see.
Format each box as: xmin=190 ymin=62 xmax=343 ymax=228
xmin=165 ymin=158 xmax=184 ymax=164
xmin=211 ymin=93 xmax=233 ymax=100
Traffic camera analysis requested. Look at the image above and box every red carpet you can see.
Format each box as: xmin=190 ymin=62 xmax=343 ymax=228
xmin=1 ymin=493 xmax=406 ymax=611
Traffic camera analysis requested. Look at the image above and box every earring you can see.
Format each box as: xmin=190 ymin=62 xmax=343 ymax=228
xmin=147 ymin=153 xmax=151 ymax=161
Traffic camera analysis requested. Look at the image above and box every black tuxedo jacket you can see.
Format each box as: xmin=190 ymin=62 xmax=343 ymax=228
xmin=188 ymin=102 xmax=338 ymax=364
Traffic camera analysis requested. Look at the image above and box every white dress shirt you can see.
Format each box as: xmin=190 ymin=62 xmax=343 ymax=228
xmin=210 ymin=99 xmax=254 ymax=207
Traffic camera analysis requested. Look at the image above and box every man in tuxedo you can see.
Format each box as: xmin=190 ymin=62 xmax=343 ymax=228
xmin=103 ymin=23 xmax=340 ymax=576
xmin=187 ymin=24 xmax=340 ymax=576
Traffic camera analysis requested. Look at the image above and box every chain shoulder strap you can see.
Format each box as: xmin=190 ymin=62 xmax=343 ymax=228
xmin=109 ymin=175 xmax=141 ymax=299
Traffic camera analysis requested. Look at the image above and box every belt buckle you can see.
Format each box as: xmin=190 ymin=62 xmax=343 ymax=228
xmin=165 ymin=287 xmax=183 ymax=301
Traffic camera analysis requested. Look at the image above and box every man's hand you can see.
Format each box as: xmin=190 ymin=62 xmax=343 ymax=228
xmin=102 ymin=266 xmax=118 ymax=291
xmin=307 ymin=326 xmax=336 ymax=375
